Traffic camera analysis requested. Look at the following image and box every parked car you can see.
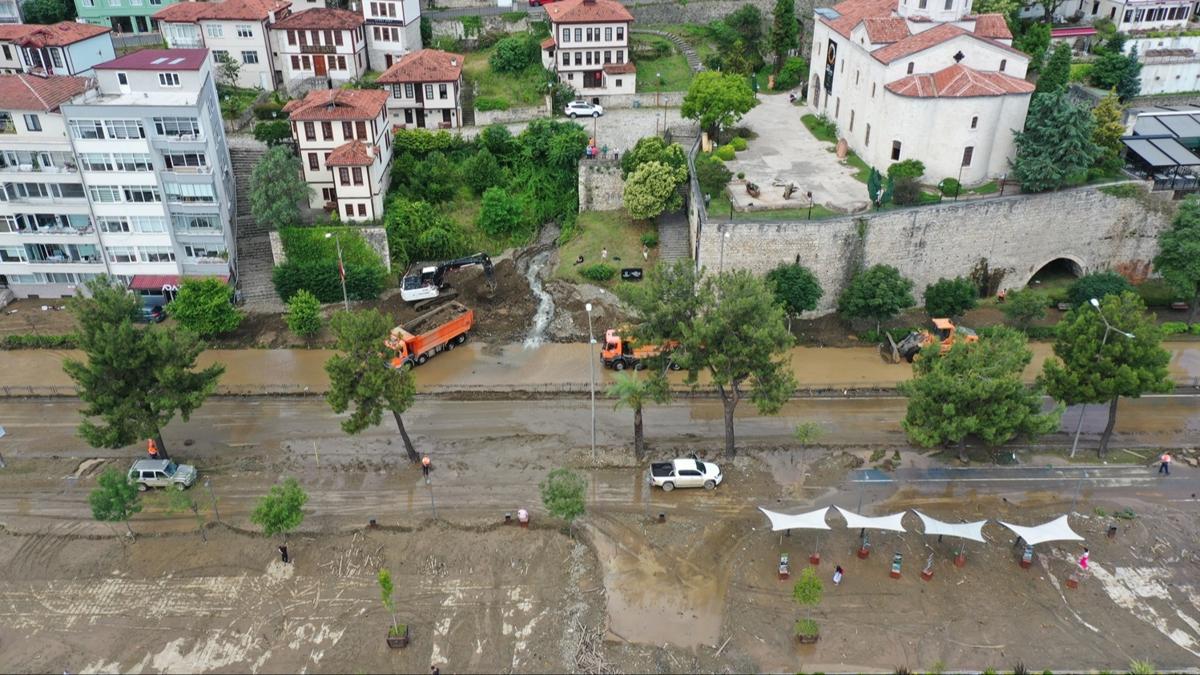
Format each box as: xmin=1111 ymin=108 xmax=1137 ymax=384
xmin=565 ymin=100 xmax=604 ymax=118
xmin=139 ymin=303 xmax=166 ymax=323
xmin=529 ymin=0 xmax=561 ymax=6
xmin=648 ymin=456 xmax=723 ymax=491
xmin=127 ymin=458 xmax=198 ymax=491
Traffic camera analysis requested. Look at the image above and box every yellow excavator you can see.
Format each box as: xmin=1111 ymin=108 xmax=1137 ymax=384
xmin=885 ymin=318 xmax=979 ymax=363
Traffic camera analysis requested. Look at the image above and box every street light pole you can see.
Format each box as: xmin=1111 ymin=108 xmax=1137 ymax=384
xmin=656 ymin=71 xmax=661 ymax=108
xmin=585 ymin=302 xmax=596 ymax=461
xmin=325 ymin=232 xmax=349 ymax=311
xmin=807 ymin=191 xmax=813 ymax=221
xmin=1069 ymin=297 xmax=1135 ymax=458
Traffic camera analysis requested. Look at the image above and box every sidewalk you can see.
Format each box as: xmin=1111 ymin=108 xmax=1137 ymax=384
xmin=3 ymin=342 xmax=1200 ymax=396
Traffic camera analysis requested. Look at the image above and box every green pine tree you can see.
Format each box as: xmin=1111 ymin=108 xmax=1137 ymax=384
xmin=1012 ymin=93 xmax=1099 ymax=192
xmin=769 ymin=0 xmax=799 ymax=74
xmin=1035 ymin=42 xmax=1071 ymax=95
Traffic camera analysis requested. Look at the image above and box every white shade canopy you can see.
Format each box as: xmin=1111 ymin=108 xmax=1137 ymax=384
xmin=757 ymin=506 xmax=831 ymax=532
xmin=833 ymin=506 xmax=907 ymax=533
xmin=912 ymin=510 xmax=987 ymax=543
xmin=999 ymin=515 xmax=1084 ymax=546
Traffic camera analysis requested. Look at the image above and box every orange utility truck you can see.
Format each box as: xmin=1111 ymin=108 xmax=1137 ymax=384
xmin=895 ymin=318 xmax=979 ymax=362
xmin=386 ymin=301 xmax=473 ymax=369
xmin=600 ymin=328 xmax=681 ymax=371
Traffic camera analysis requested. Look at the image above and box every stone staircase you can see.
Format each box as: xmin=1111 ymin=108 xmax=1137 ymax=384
xmin=229 ymin=143 xmax=285 ymax=313
xmin=633 ymin=29 xmax=704 ymax=74
xmin=656 ymin=211 xmax=690 ymax=264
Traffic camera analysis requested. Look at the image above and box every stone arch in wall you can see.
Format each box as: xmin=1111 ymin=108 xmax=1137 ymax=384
xmin=1024 ymin=256 xmax=1086 ymax=287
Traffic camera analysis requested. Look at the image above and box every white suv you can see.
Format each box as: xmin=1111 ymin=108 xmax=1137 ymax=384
xmin=565 ymin=101 xmax=604 ymax=118
xmin=128 ymin=459 xmax=198 ymax=491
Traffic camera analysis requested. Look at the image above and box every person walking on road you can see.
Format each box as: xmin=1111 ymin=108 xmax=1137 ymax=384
xmin=833 ymin=565 xmax=844 ymax=586
xmin=278 ymin=544 xmax=290 ymax=564
xmin=1078 ymin=547 xmax=1089 ymax=572
xmin=422 ymin=456 xmax=431 ymax=479
xmin=1159 ymin=452 xmax=1172 ymax=475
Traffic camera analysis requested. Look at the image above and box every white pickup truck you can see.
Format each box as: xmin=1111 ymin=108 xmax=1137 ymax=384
xmin=648 ymin=457 xmax=723 ymax=491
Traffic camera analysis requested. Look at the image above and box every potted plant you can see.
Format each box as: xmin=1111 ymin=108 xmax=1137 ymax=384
xmin=378 ymin=569 xmax=409 ymax=648
xmin=792 ymin=567 xmax=823 ymax=644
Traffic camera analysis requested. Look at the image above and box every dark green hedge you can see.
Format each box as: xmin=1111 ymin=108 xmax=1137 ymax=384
xmin=272 ymin=260 xmax=387 ymax=303
xmin=1 ymin=333 xmax=78 ymax=349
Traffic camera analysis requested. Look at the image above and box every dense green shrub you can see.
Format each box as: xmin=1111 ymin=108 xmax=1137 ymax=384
xmin=0 ymin=333 xmax=77 ymax=349
xmin=1161 ymin=321 xmax=1190 ymax=335
xmin=715 ymin=145 xmax=736 ymax=161
xmin=253 ymin=119 xmax=292 ymax=147
xmin=253 ymin=100 xmax=283 ymax=120
xmin=977 ymin=324 xmax=1059 ymax=341
xmin=887 ymin=159 xmax=926 ymax=181
xmin=923 ymin=277 xmax=977 ymax=318
xmin=731 ymin=136 xmax=748 ymax=151
xmin=1136 ymin=280 xmax=1183 ymax=307
xmin=579 ymin=263 xmax=616 ymax=282
xmin=284 ymin=289 xmax=322 ymax=339
xmin=273 ymin=260 xmax=386 ymax=303
xmin=1067 ymin=271 xmax=1133 ymax=307
xmin=694 ymin=153 xmax=732 ymax=198
xmin=474 ymin=96 xmax=510 ymax=111
xmin=393 ymin=128 xmax=461 ymax=156
xmin=478 ymin=186 xmax=529 ymax=238
xmin=462 ymin=148 xmax=507 ymax=196
xmin=641 ymin=231 xmax=659 ymax=248
xmin=489 ymin=34 xmax=539 ymax=73
xmin=167 ymin=277 xmax=242 ymax=338
xmin=938 ymin=177 xmax=961 ymax=196
xmin=775 ymin=57 xmax=808 ymax=90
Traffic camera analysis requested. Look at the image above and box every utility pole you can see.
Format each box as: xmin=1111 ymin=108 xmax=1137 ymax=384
xmin=586 ymin=303 xmax=596 ymax=460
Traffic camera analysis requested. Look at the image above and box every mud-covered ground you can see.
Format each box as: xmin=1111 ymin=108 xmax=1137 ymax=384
xmin=1 ymin=432 xmax=1197 ymax=673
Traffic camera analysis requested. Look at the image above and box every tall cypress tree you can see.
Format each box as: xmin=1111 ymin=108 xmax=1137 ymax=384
xmin=1035 ymin=42 xmax=1071 ymax=95
xmin=1012 ymin=93 xmax=1100 ymax=192
xmin=769 ymin=0 xmax=799 ymax=74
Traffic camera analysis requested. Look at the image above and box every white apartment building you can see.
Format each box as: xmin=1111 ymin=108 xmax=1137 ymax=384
xmin=156 ymin=0 xmax=292 ymax=90
xmin=808 ymin=0 xmax=1034 ymax=185
xmin=363 ymin=0 xmax=421 ymax=70
xmin=0 ymin=21 xmax=115 ymax=77
xmin=272 ymin=8 xmax=367 ymax=87
xmin=283 ymin=88 xmax=391 ymax=221
xmin=541 ymin=0 xmax=636 ymax=100
xmin=0 ymin=74 xmax=100 ymax=298
xmin=59 ymin=48 xmax=236 ymax=300
xmin=1033 ymin=0 xmax=1192 ymax=30
xmin=377 ymin=48 xmax=463 ymax=129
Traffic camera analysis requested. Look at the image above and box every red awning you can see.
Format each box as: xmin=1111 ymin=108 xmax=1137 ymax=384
xmin=1051 ymin=27 xmax=1097 ymax=38
xmin=129 ymin=274 xmax=228 ymax=292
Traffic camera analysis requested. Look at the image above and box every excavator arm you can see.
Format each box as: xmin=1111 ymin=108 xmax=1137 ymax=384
xmin=431 ymin=253 xmax=494 ymax=289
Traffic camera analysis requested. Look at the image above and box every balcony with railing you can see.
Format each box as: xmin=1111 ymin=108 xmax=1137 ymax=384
xmin=0 ymin=153 xmax=78 ymax=174
xmin=23 ymin=243 xmax=103 ymax=265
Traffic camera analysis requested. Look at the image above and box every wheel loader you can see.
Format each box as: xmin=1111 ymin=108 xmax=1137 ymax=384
xmin=887 ymin=318 xmax=979 ymax=363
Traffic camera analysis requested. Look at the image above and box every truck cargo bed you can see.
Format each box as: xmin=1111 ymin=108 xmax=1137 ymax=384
xmin=404 ymin=301 xmax=469 ymax=335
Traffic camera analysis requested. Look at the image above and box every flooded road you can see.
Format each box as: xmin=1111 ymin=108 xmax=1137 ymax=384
xmin=5 ymin=342 xmax=1200 ymax=393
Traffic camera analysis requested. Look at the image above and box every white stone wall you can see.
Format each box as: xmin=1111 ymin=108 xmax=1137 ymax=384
xmin=694 ymin=183 xmax=1171 ymax=315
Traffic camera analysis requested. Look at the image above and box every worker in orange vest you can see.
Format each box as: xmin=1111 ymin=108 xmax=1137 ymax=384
xmin=421 ymin=455 xmax=431 ymax=479
xmin=147 ymin=438 xmax=159 ymax=460
xmin=1159 ymin=452 xmax=1171 ymax=475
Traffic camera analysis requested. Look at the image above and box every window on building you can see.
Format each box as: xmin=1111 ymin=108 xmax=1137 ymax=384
xmin=113 ymin=153 xmax=153 ymax=171
xmin=213 ymin=49 xmax=229 ymax=63
xmin=944 ymin=0 xmax=952 ymax=8
xmin=356 ymin=203 xmax=365 ymax=216
xmin=322 ymin=122 xmax=333 ymax=140
xmin=105 ymin=119 xmax=145 ymax=139
xmin=117 ymin=72 xmax=128 ymax=86
xmin=616 ymin=50 xmax=625 ymax=63
xmin=341 ymin=121 xmax=353 ymax=139
xmin=242 ymin=51 xmax=259 ymax=64
xmin=158 ymin=72 xmax=181 ymax=87
xmin=617 ymin=26 xmax=624 ymax=40
xmin=918 ymin=0 xmax=926 ymax=7
xmin=321 ymin=187 xmax=336 ymax=202
xmin=574 ymin=52 xmax=582 ymax=66
xmin=123 ymin=186 xmax=161 ymax=203
xmin=23 ymin=114 xmax=40 ymax=132
xmin=865 ymin=123 xmax=871 ymax=146
xmin=99 ymin=218 xmax=131 ymax=233
xmin=237 ymin=24 xmax=252 ymax=38
xmin=891 ymin=140 xmax=901 ymax=160
xmin=615 ymin=78 xmax=622 ymax=87
xmin=970 ymin=115 xmax=978 ymax=129
xmin=871 ymin=82 xmax=876 ymax=97
xmin=288 ymin=30 xmax=297 ymax=45
xmin=206 ymin=24 xmax=223 ymax=38
xmin=562 ymin=27 xmax=570 ymax=42
xmin=401 ymin=83 xmax=413 ymax=99
xmin=961 ymin=146 xmax=974 ymax=166
xmin=835 ymin=97 xmax=840 ymax=117
xmin=335 ymin=30 xmax=344 ymax=46
xmin=855 ymin=69 xmax=859 ymax=85
xmin=80 ymin=153 xmax=114 ymax=171
xmin=356 ymin=120 xmax=366 ymax=138
xmin=306 ymin=153 xmax=320 ymax=170
xmin=163 ymin=152 xmax=206 ymax=170
xmin=422 ymin=84 xmax=432 ymax=99
xmin=999 ymin=58 xmax=1006 ymax=72
xmin=184 ymin=244 xmax=226 ymax=261
xmin=50 ymin=49 xmax=62 ymax=68
xmin=88 ymin=186 xmax=122 ymax=202
xmin=575 ymin=28 xmax=582 ymax=41
xmin=604 ymin=50 xmax=611 ymax=64
xmin=132 ymin=217 xmax=166 ymax=232
xmin=153 ymin=117 xmax=199 ymax=137
xmin=849 ymin=110 xmax=855 ymax=132
xmin=906 ymin=62 xmax=914 ymax=74
xmin=291 ymin=55 xmax=301 ymax=69
xmin=345 ymin=203 xmax=354 ymax=217
xmin=140 ymin=246 xmax=175 ymax=263
xmin=339 ymin=167 xmax=350 ymax=185
xmin=173 ymin=214 xmax=221 ymax=232
xmin=106 ymin=246 xmax=136 ymax=263
xmin=439 ymin=83 xmax=447 ymax=98
xmin=352 ymin=167 xmax=363 ymax=185
xmin=304 ymin=122 xmax=316 ymax=141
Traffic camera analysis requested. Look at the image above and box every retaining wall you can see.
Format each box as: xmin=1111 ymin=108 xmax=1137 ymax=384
xmin=578 ymin=159 xmax=625 ymax=211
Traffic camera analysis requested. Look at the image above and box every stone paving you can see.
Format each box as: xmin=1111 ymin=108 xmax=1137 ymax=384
xmin=724 ymin=93 xmax=870 ymax=213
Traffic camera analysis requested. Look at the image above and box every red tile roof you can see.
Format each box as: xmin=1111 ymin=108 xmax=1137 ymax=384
xmin=545 ymin=0 xmax=633 ymax=24
xmin=377 ymin=49 xmax=464 ymax=83
xmin=14 ymin=22 xmax=110 ymax=48
xmin=541 ymin=36 xmax=556 ymax=49
xmin=272 ymin=8 xmax=362 ymax=30
xmin=603 ymin=62 xmax=636 ymax=74
xmin=971 ymin=13 xmax=1012 ymax=40
xmin=283 ymin=88 xmax=387 ymax=121
xmin=862 ymin=17 xmax=909 ymax=43
xmin=885 ymin=63 xmax=1034 ymax=97
xmin=156 ymin=0 xmax=291 ymax=22
xmin=326 ymin=139 xmax=374 ymax=166
xmin=819 ymin=0 xmax=895 ymax=38
xmin=871 ymin=23 xmax=1024 ymax=63
xmin=0 ymin=74 xmax=90 ymax=111
xmin=94 ymin=48 xmax=210 ymax=71
xmin=0 ymin=24 xmax=34 ymax=40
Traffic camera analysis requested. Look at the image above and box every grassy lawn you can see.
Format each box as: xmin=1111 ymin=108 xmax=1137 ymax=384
xmin=633 ymin=35 xmax=693 ymax=92
xmin=217 ymin=85 xmax=260 ymax=119
xmin=462 ymin=47 xmax=547 ymax=109
xmin=646 ymin=23 xmax=719 ymax=64
xmin=801 ymin=113 xmax=837 ymax=143
xmin=966 ymin=180 xmax=1000 ymax=195
xmin=844 ymin=152 xmax=872 ymax=183
xmin=555 ymin=210 xmax=657 ymax=286
xmin=440 ymin=189 xmax=536 ymax=255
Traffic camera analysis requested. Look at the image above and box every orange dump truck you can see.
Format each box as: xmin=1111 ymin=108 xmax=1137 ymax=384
xmin=386 ymin=301 xmax=473 ymax=369
xmin=601 ymin=329 xmax=681 ymax=371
